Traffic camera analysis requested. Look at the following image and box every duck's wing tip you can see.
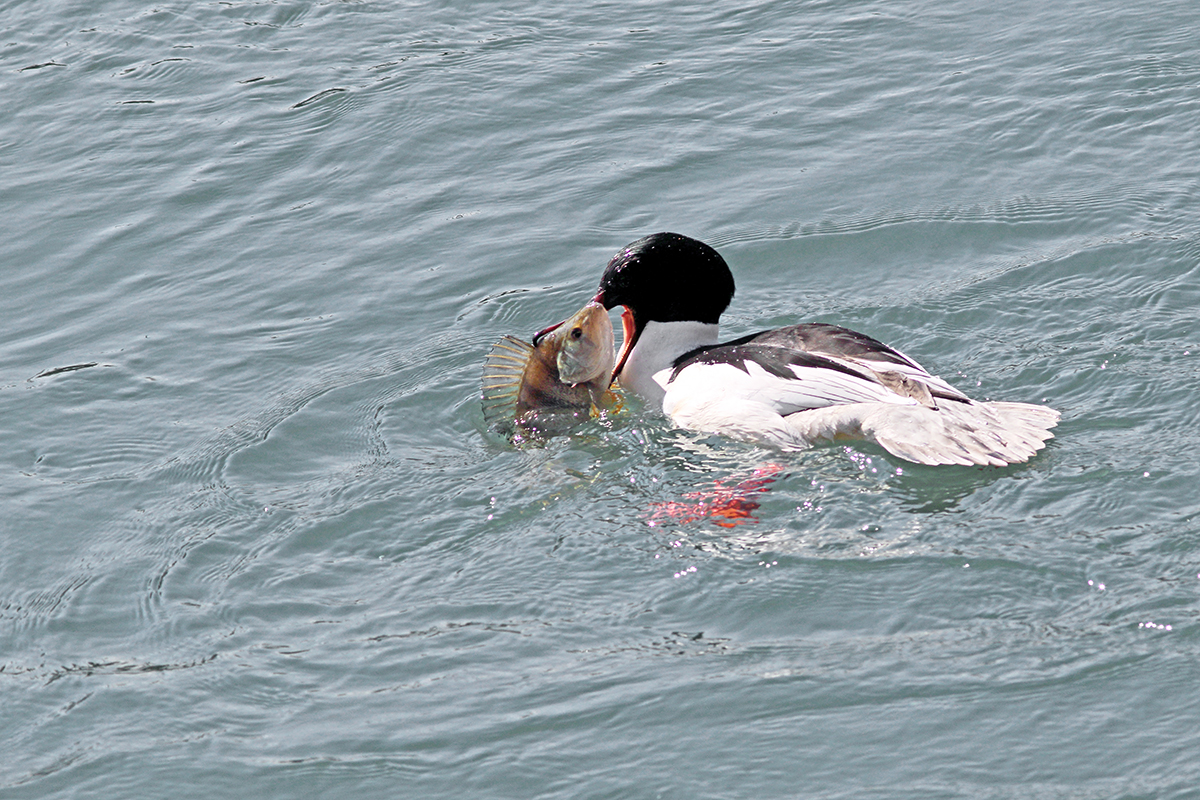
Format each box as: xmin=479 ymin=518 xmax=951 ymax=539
xmin=778 ymin=399 xmax=1061 ymax=467
xmin=866 ymin=400 xmax=1060 ymax=466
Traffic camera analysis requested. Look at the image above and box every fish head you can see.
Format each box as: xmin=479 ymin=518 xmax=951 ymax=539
xmin=533 ymin=301 xmax=615 ymax=386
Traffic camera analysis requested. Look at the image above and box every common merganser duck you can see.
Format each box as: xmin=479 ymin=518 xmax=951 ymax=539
xmin=575 ymin=232 xmax=1060 ymax=466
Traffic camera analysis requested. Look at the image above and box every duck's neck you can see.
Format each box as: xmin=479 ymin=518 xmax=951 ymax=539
xmin=617 ymin=320 xmax=720 ymax=405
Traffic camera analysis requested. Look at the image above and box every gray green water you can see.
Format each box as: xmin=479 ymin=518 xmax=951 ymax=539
xmin=3 ymin=1 xmax=1200 ymax=797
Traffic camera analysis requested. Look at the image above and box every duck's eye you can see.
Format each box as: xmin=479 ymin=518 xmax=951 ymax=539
xmin=570 ymin=327 xmax=583 ymax=340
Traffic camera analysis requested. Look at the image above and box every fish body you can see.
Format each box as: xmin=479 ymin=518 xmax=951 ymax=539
xmin=482 ymin=301 xmax=616 ymax=433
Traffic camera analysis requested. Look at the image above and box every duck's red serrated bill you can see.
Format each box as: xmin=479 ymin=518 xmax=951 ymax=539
xmin=611 ymin=307 xmax=639 ymax=386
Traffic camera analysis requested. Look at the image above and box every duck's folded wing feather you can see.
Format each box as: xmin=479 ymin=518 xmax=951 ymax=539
xmin=668 ymin=344 xmax=926 ymax=412
xmin=665 ymin=358 xmax=918 ymax=419
xmin=739 ymin=323 xmax=972 ymax=404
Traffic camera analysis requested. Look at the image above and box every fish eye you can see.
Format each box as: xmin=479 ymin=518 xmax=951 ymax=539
xmin=570 ymin=327 xmax=583 ymax=339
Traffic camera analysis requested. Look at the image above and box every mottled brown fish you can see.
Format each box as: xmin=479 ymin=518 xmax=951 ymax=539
xmin=482 ymin=301 xmax=617 ymax=435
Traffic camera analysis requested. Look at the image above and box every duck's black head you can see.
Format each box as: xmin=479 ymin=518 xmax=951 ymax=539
xmin=591 ymin=233 xmax=735 ymax=384
xmin=593 ymin=232 xmax=734 ymax=325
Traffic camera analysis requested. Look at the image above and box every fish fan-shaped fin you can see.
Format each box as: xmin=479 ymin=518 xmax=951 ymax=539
xmin=482 ymin=336 xmax=533 ymax=428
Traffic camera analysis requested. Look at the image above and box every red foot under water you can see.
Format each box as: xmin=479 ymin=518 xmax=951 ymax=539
xmin=647 ymin=464 xmax=786 ymax=529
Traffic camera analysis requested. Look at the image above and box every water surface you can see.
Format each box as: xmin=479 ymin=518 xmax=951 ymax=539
xmin=3 ymin=0 xmax=1200 ymax=797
